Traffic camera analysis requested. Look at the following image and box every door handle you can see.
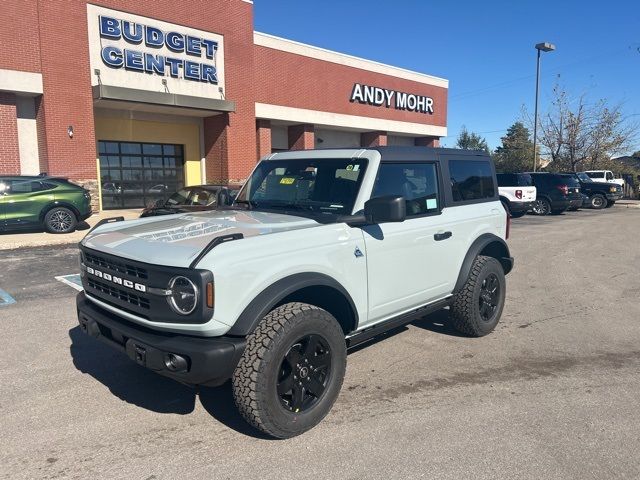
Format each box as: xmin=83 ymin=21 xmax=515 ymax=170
xmin=434 ymin=231 xmax=452 ymax=241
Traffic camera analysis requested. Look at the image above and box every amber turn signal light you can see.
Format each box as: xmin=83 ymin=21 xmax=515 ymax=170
xmin=206 ymin=282 xmax=214 ymax=308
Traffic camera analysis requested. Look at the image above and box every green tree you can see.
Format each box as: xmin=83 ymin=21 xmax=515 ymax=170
xmin=456 ymin=126 xmax=489 ymax=153
xmin=493 ymin=122 xmax=535 ymax=173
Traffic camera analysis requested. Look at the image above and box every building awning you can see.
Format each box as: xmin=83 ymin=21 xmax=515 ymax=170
xmin=92 ymin=84 xmax=235 ymax=117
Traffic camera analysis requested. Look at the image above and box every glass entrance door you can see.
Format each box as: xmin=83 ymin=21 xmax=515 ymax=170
xmin=98 ymin=141 xmax=185 ymax=209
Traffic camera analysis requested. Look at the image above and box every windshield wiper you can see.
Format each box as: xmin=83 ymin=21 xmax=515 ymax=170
xmin=234 ymin=199 xmax=256 ymax=210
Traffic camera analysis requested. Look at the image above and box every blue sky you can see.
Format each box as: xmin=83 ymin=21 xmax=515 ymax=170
xmin=254 ymin=0 xmax=640 ymax=154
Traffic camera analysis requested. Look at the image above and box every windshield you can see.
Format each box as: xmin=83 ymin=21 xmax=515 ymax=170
xmin=166 ymin=188 xmax=217 ymax=206
xmin=560 ymin=175 xmax=580 ymax=187
xmin=235 ymin=158 xmax=368 ymax=217
xmin=576 ymin=173 xmax=592 ymax=182
xmin=586 ymin=171 xmax=604 ymax=179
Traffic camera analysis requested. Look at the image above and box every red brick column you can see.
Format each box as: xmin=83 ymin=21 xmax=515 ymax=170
xmin=415 ymin=137 xmax=440 ymax=147
xmin=288 ymin=124 xmax=315 ymax=150
xmin=256 ymin=119 xmax=272 ymax=159
xmin=204 ymin=114 xmax=230 ymax=184
xmin=361 ymin=131 xmax=388 ymax=147
xmin=0 ymin=92 xmax=20 ymax=175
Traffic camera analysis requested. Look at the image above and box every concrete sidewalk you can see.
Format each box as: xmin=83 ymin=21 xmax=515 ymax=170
xmin=0 ymin=209 xmax=142 ymax=251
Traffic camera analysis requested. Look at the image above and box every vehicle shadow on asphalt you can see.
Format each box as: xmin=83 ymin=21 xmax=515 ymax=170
xmin=347 ymin=309 xmax=467 ymax=355
xmin=69 ymin=326 xmax=197 ymax=414
xmin=68 ymin=326 xmax=270 ymax=438
xmin=410 ymin=308 xmax=469 ymax=337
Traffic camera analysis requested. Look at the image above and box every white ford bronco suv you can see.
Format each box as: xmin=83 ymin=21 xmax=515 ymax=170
xmin=76 ymin=147 xmax=513 ymax=438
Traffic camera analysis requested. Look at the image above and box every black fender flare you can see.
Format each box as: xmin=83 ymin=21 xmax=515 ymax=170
xmin=39 ymin=201 xmax=81 ymax=222
xmin=227 ymin=272 xmax=359 ymax=336
xmin=453 ymin=234 xmax=513 ymax=294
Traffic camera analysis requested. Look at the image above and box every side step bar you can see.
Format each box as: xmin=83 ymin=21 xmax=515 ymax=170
xmin=346 ymin=296 xmax=453 ymax=348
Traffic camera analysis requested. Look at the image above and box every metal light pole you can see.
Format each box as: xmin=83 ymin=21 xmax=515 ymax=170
xmin=532 ymin=42 xmax=555 ymax=172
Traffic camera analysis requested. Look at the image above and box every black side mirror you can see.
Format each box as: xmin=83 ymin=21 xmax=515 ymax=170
xmin=364 ymin=195 xmax=406 ymax=224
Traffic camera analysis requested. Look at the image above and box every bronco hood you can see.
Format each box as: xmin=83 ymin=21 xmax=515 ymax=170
xmin=81 ymin=210 xmax=319 ymax=267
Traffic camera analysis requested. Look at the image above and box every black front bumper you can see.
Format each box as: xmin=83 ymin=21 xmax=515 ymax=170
xmin=607 ymin=193 xmax=623 ymax=201
xmin=76 ymin=292 xmax=245 ymax=386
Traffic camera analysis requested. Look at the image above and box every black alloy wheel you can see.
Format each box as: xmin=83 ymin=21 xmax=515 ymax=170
xmin=277 ymin=334 xmax=332 ymax=413
xmin=478 ymin=273 xmax=500 ymax=322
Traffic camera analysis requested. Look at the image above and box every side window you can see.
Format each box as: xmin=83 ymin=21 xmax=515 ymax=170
xmin=449 ymin=160 xmax=495 ymax=202
xmin=9 ymin=180 xmax=33 ymax=193
xmin=606 ymin=172 xmax=614 ymax=181
xmin=372 ymin=163 xmax=440 ymax=216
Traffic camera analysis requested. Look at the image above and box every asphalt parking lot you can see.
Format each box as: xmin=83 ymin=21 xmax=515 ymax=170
xmin=1 ymin=206 xmax=639 ymax=480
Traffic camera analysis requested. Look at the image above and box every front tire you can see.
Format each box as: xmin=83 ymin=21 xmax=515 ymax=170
xmin=44 ymin=207 xmax=77 ymax=233
xmin=590 ymin=194 xmax=606 ymax=209
xmin=450 ymin=256 xmax=506 ymax=337
xmin=232 ymin=302 xmax=347 ymax=439
xmin=532 ymin=198 xmax=551 ymax=215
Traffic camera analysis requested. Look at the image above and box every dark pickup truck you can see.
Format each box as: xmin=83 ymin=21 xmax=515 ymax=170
xmin=566 ymin=172 xmax=624 ymax=209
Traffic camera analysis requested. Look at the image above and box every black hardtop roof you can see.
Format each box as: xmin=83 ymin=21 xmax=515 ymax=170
xmin=371 ymin=146 xmax=491 ymax=162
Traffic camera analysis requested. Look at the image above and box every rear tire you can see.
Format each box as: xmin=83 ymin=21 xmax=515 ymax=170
xmin=232 ymin=302 xmax=347 ymax=439
xmin=450 ymin=256 xmax=506 ymax=337
xmin=44 ymin=207 xmax=77 ymax=234
xmin=532 ymin=198 xmax=551 ymax=215
xmin=590 ymin=194 xmax=606 ymax=209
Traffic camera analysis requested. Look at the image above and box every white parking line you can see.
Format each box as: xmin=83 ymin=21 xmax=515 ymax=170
xmin=0 ymin=288 xmax=17 ymax=307
xmin=55 ymin=274 xmax=84 ymax=292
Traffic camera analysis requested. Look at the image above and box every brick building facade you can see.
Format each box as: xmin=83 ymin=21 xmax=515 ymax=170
xmin=0 ymin=0 xmax=448 ymax=210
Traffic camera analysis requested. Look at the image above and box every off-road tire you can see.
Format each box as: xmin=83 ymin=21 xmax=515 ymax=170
xmin=44 ymin=207 xmax=77 ymax=234
xmin=450 ymin=255 xmax=506 ymax=337
xmin=232 ymin=302 xmax=347 ymax=439
xmin=590 ymin=194 xmax=606 ymax=209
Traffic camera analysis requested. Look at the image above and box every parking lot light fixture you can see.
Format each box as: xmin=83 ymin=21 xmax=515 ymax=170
xmin=532 ymin=42 xmax=556 ymax=172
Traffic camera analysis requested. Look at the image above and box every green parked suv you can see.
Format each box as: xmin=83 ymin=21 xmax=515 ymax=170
xmin=0 ymin=176 xmax=92 ymax=233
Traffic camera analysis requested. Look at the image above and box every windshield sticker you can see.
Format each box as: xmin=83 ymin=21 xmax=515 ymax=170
xmin=426 ymin=198 xmax=438 ymax=210
xmin=353 ymin=164 xmax=360 ymax=171
xmin=279 ymin=177 xmax=296 ymax=185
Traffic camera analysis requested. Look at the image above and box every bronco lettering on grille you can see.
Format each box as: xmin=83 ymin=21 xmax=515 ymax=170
xmin=86 ymin=266 xmax=147 ymax=293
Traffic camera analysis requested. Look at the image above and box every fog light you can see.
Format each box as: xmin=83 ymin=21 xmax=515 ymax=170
xmin=164 ymin=353 xmax=189 ymax=372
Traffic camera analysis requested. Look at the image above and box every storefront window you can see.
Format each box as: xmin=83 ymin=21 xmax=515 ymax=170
xmin=98 ymin=141 xmax=185 ymax=209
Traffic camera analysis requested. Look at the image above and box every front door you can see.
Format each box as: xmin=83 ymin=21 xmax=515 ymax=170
xmin=363 ymin=161 xmax=454 ymax=325
xmin=4 ymin=179 xmax=54 ymax=228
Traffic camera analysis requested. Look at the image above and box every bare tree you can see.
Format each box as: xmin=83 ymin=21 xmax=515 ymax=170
xmin=524 ymin=85 xmax=638 ymax=172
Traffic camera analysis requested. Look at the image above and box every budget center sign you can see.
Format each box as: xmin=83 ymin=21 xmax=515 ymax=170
xmin=86 ymin=5 xmax=226 ymax=99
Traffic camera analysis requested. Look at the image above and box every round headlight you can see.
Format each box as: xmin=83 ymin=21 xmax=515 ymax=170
xmin=168 ymin=276 xmax=198 ymax=315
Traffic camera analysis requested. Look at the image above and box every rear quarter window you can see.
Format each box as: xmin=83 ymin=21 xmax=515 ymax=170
xmin=449 ymin=160 xmax=495 ymax=202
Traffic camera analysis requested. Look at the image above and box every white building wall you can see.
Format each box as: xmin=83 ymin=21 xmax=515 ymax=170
xmin=315 ymin=128 xmax=360 ymax=149
xmin=16 ymin=96 xmax=40 ymax=175
xmin=271 ymin=124 xmax=288 ymax=150
xmin=388 ymin=135 xmax=415 ymax=146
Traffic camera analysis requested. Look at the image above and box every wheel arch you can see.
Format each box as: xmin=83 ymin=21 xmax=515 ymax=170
xmin=453 ymin=233 xmax=513 ymax=294
xmin=39 ymin=201 xmax=81 ymax=223
xmin=227 ymin=272 xmax=359 ymax=337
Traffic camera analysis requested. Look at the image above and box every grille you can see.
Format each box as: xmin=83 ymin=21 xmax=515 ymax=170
xmin=84 ymin=251 xmax=148 ymax=280
xmin=88 ymin=278 xmax=150 ymax=311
